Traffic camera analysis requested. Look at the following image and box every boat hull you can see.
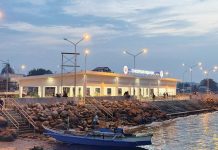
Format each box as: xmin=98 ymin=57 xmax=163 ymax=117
xmin=45 ymin=132 xmax=152 ymax=148
xmin=43 ymin=125 xmax=152 ymax=147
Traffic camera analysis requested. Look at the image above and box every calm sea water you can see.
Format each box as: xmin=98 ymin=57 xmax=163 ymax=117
xmin=0 ymin=112 xmax=217 ymax=150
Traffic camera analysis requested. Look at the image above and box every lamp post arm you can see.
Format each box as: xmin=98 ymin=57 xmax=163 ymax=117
xmin=135 ymin=51 xmax=144 ymax=57
xmin=75 ymin=37 xmax=84 ymax=45
xmin=64 ymin=38 xmax=76 ymax=46
xmin=64 ymin=38 xmax=85 ymax=46
xmin=125 ymin=51 xmax=135 ymax=57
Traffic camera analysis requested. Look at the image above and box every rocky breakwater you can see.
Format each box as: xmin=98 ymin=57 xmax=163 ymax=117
xmin=23 ymin=100 xmax=168 ymax=132
xmin=0 ymin=116 xmax=17 ymax=141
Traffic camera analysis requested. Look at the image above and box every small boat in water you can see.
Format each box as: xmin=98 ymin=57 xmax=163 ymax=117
xmin=43 ymin=125 xmax=152 ymax=148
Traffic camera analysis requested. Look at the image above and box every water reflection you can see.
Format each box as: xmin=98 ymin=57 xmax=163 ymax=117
xmin=142 ymin=112 xmax=218 ymax=150
xmin=2 ymin=112 xmax=217 ymax=150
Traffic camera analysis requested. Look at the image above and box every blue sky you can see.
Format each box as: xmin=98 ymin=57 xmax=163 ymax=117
xmin=0 ymin=0 xmax=218 ymax=82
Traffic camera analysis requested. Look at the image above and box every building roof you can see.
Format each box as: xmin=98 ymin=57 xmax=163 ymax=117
xmin=18 ymin=70 xmax=179 ymax=82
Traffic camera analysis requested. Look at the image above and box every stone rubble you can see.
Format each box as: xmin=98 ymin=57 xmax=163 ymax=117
xmin=23 ymin=100 xmax=168 ymax=132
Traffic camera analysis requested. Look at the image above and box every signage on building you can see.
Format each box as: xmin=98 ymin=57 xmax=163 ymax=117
xmin=123 ymin=66 xmax=164 ymax=78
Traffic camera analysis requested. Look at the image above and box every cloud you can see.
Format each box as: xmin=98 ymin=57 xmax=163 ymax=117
xmin=0 ymin=22 xmax=120 ymax=46
xmin=17 ymin=0 xmax=50 ymax=5
xmin=62 ymin=0 xmax=218 ymax=37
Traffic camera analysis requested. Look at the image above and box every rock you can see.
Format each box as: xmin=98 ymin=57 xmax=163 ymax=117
xmin=47 ymin=116 xmax=53 ymax=121
xmin=55 ymin=123 xmax=67 ymax=130
xmin=60 ymin=110 xmax=68 ymax=117
xmin=133 ymin=115 xmax=143 ymax=124
xmin=0 ymin=116 xmax=8 ymax=128
xmin=51 ymin=110 xmax=58 ymax=118
xmin=0 ymin=128 xmax=17 ymax=142
xmin=42 ymin=121 xmax=49 ymax=126
xmin=39 ymin=117 xmax=47 ymax=121
xmin=30 ymin=146 xmax=44 ymax=150
xmin=35 ymin=103 xmax=43 ymax=110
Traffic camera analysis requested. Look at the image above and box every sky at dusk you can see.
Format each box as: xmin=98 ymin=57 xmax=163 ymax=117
xmin=0 ymin=0 xmax=218 ymax=82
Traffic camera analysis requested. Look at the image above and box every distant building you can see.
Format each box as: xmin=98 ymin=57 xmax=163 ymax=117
xmin=18 ymin=70 xmax=178 ymax=98
xmin=0 ymin=63 xmax=24 ymax=97
xmin=92 ymin=67 xmax=112 ymax=72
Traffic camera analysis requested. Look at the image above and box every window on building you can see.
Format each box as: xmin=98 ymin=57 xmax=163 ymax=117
xmin=86 ymin=88 xmax=90 ymax=96
xmin=78 ymin=87 xmax=81 ymax=97
xmin=27 ymin=87 xmax=38 ymax=97
xmin=118 ymin=88 xmax=122 ymax=96
xmin=45 ymin=87 xmax=55 ymax=97
xmin=146 ymin=89 xmax=148 ymax=95
xmin=72 ymin=87 xmax=75 ymax=96
xmin=63 ymin=87 xmax=70 ymax=96
xmin=107 ymin=88 xmax=112 ymax=96
xmin=95 ymin=88 xmax=100 ymax=96
xmin=150 ymin=89 xmax=154 ymax=96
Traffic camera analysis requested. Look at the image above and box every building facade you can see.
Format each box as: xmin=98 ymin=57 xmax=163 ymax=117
xmin=18 ymin=71 xmax=178 ymax=98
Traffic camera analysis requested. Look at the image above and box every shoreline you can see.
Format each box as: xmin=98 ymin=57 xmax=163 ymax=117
xmin=0 ymin=97 xmax=218 ymax=149
xmin=1 ymin=110 xmax=218 ymax=150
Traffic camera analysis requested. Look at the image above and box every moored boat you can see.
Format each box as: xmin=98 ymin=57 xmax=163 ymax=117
xmin=43 ymin=125 xmax=153 ymax=148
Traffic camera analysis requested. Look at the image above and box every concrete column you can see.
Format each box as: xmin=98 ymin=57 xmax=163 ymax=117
xmin=58 ymin=86 xmax=62 ymax=94
xmin=100 ymin=83 xmax=105 ymax=96
xmin=55 ymin=86 xmax=58 ymax=95
xmin=38 ymin=86 xmax=42 ymax=97
xmin=19 ymin=86 xmax=23 ymax=98
xmin=69 ymin=87 xmax=73 ymax=97
xmin=42 ymin=86 xmax=45 ymax=97
xmin=116 ymin=77 xmax=119 ymax=96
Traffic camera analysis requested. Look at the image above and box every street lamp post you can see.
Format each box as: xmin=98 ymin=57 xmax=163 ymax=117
xmin=64 ymin=34 xmax=90 ymax=100
xmin=123 ymin=49 xmax=148 ymax=96
xmin=182 ymin=69 xmax=188 ymax=93
xmin=182 ymin=62 xmax=202 ymax=94
xmin=84 ymin=49 xmax=90 ymax=101
xmin=203 ymin=66 xmax=218 ymax=94
xmin=123 ymin=49 xmax=148 ymax=69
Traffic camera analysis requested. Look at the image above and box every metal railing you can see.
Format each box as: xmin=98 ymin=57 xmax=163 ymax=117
xmin=85 ymin=98 xmax=106 ymax=117
xmin=0 ymin=104 xmax=19 ymax=130
xmin=6 ymin=98 xmax=37 ymax=131
xmin=85 ymin=97 xmax=113 ymax=118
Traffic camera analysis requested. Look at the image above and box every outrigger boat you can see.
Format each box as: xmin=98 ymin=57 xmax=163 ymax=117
xmin=43 ymin=125 xmax=153 ymax=148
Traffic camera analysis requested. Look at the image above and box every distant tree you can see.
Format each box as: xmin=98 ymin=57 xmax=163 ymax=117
xmin=177 ymin=82 xmax=190 ymax=89
xmin=192 ymin=84 xmax=198 ymax=92
xmin=177 ymin=82 xmax=183 ymax=89
xmin=200 ymin=78 xmax=217 ymax=92
xmin=28 ymin=68 xmax=53 ymax=76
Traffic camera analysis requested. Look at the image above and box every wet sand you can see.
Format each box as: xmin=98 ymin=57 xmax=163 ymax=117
xmin=0 ymin=138 xmax=53 ymax=150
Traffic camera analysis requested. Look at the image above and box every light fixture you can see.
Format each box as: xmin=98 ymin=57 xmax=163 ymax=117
xmin=143 ymin=48 xmax=148 ymax=54
xmin=83 ymin=33 xmax=91 ymax=41
xmin=85 ymin=49 xmax=90 ymax=55
xmin=21 ymin=64 xmax=26 ymax=70
xmin=198 ymin=62 xmax=202 ymax=66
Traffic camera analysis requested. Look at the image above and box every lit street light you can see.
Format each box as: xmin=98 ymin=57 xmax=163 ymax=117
xmin=21 ymin=64 xmax=26 ymax=70
xmin=182 ymin=62 xmax=202 ymax=94
xmin=203 ymin=66 xmax=218 ymax=93
xmin=123 ymin=49 xmax=148 ymax=96
xmin=64 ymin=33 xmax=90 ymax=100
xmin=123 ymin=48 xmax=148 ymax=69
xmin=84 ymin=49 xmax=90 ymax=101
xmin=164 ymin=71 xmax=169 ymax=77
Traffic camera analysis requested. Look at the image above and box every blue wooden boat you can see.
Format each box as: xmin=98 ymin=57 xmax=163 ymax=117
xmin=43 ymin=126 xmax=152 ymax=148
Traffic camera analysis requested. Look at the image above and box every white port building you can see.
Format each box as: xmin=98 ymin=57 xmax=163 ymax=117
xmin=18 ymin=69 xmax=178 ymax=99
